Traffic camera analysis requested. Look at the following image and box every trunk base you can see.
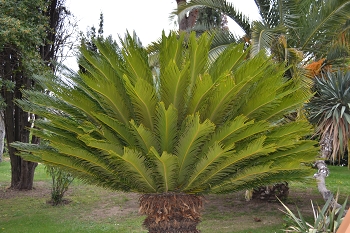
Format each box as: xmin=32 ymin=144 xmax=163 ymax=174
xmin=252 ymin=182 xmax=289 ymax=201
xmin=139 ymin=193 xmax=203 ymax=233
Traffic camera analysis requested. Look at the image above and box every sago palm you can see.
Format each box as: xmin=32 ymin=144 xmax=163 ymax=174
xmin=12 ymin=32 xmax=317 ymax=233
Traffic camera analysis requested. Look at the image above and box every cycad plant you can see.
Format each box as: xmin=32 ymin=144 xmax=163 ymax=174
xmin=305 ymin=70 xmax=350 ymax=166
xmin=12 ymin=32 xmax=317 ymax=233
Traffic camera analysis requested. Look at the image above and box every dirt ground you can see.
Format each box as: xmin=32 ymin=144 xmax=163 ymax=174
xmin=0 ymin=180 xmax=323 ymax=219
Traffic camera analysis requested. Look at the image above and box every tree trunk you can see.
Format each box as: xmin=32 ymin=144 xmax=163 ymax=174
xmin=176 ymin=0 xmax=199 ymax=31
xmin=1 ymin=47 xmax=37 ymax=190
xmin=313 ymin=160 xmax=342 ymax=209
xmin=139 ymin=193 xmax=203 ymax=233
xmin=0 ymin=111 xmax=5 ymax=162
xmin=314 ymin=133 xmax=343 ymax=210
xmin=251 ymin=182 xmax=289 ymax=201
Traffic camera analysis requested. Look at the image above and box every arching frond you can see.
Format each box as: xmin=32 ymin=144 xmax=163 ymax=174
xmin=171 ymin=0 xmax=252 ymax=35
xmin=176 ymin=114 xmax=215 ymax=185
xmin=155 ymin=103 xmax=178 ymax=154
xmin=12 ymin=32 xmax=317 ymax=195
xmin=298 ymin=0 xmax=350 ymax=58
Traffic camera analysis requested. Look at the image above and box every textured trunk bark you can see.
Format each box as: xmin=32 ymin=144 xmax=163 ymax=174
xmin=0 ymin=111 xmax=5 ymax=162
xmin=313 ymin=160 xmax=342 ymax=209
xmin=314 ymin=133 xmax=343 ymax=210
xmin=1 ymin=47 xmax=37 ymax=190
xmin=176 ymin=0 xmax=199 ymax=31
xmin=139 ymin=193 xmax=203 ymax=233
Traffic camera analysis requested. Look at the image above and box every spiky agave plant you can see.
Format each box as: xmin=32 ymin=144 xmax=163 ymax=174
xmin=305 ymin=70 xmax=350 ymax=166
xmin=12 ymin=32 xmax=317 ymax=233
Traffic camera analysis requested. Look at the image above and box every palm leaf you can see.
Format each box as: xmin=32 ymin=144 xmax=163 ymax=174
xmin=123 ymin=76 xmax=157 ymax=130
xmin=154 ymin=102 xmax=178 ymax=154
xmin=172 ymin=0 xmax=252 ymax=35
xmin=149 ymin=148 xmax=178 ymax=192
xmin=176 ymin=114 xmax=215 ymax=185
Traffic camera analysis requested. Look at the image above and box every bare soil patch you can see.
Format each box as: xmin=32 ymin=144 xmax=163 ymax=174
xmin=0 ymin=180 xmax=324 ymax=222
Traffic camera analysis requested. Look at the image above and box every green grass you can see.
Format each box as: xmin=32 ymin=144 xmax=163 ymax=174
xmin=1 ymin=160 xmax=349 ymax=233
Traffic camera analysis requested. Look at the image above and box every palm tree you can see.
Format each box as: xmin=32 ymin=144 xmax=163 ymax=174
xmin=12 ymin=32 xmax=317 ymax=232
xmin=173 ymin=0 xmax=350 ymax=71
xmin=305 ymin=70 xmax=350 ymax=165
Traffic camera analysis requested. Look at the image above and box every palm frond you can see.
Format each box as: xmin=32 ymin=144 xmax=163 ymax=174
xmin=176 ymin=114 xmax=215 ymax=185
xmin=123 ymin=76 xmax=157 ymax=130
xmin=120 ymin=31 xmax=154 ymax=86
xmin=149 ymin=148 xmax=178 ymax=192
xmin=298 ymin=0 xmax=350 ymax=57
xmin=155 ymin=103 xmax=178 ymax=154
xmin=171 ymin=0 xmax=252 ymax=35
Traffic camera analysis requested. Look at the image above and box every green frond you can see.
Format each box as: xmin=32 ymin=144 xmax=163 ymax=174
xmin=209 ymin=165 xmax=313 ymax=194
xmin=265 ymin=120 xmax=314 ymax=146
xmin=189 ymin=136 xmax=275 ymax=192
xmin=263 ymin=88 xmax=311 ymax=122
xmin=118 ymin=148 xmax=158 ymax=193
xmin=120 ymin=32 xmax=154 ymax=86
xmin=183 ymin=142 xmax=233 ymax=192
xmin=149 ymin=147 xmax=178 ymax=192
xmin=186 ymin=73 xmax=214 ymax=115
xmin=209 ymin=43 xmax=247 ymax=81
xmin=209 ymin=164 xmax=274 ymax=193
xmin=154 ymin=103 xmax=178 ymax=154
xmin=176 ymin=114 xmax=216 ymax=186
xmin=203 ymin=115 xmax=269 ymax=151
xmin=221 ymin=120 xmax=271 ymax=147
xmin=188 ymin=32 xmax=211 ymax=93
xmin=79 ymin=71 xmax=130 ymax=125
xmin=93 ymin=38 xmax=125 ymax=75
xmin=20 ymin=90 xmax=85 ymax=120
xmin=78 ymin=134 xmax=124 ymax=156
xmin=251 ymin=21 xmax=285 ymax=56
xmin=267 ymin=140 xmax=318 ymax=165
xmin=237 ymin=64 xmax=286 ymax=119
xmin=123 ymin=76 xmax=158 ymax=130
xmin=298 ymin=0 xmax=350 ymax=57
xmin=159 ymin=59 xmax=190 ymax=113
xmin=208 ymin=29 xmax=238 ymax=63
xmin=203 ymin=54 xmax=271 ymax=123
xmin=92 ymin=113 xmax=136 ymax=146
xmin=159 ymin=32 xmax=186 ymax=72
xmin=130 ymin=120 xmax=158 ymax=154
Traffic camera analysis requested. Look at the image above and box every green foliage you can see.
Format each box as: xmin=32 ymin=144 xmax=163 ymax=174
xmin=12 ymin=32 xmax=317 ymax=195
xmin=305 ymin=70 xmax=350 ymax=163
xmin=280 ymin=193 xmax=347 ymax=233
xmin=45 ymin=165 xmax=74 ymax=206
xmin=0 ymin=0 xmax=47 ymax=49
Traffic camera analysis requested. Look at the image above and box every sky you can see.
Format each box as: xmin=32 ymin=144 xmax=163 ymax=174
xmin=64 ymin=0 xmax=261 ymax=69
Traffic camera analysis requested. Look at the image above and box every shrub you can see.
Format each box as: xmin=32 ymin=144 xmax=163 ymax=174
xmin=45 ymin=165 xmax=74 ymax=205
xmin=280 ymin=192 xmax=347 ymax=233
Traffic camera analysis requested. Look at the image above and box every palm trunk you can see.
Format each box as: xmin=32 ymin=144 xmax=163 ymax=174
xmin=176 ymin=0 xmax=199 ymax=31
xmin=315 ymin=133 xmax=342 ymax=210
xmin=139 ymin=193 xmax=203 ymax=233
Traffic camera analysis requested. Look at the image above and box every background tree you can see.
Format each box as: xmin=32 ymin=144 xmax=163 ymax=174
xmin=0 ymin=0 xmax=76 ymax=190
xmin=12 ymin=32 xmax=317 ymax=232
xmin=0 ymin=112 xmax=4 ymax=162
xmin=174 ymin=0 xmax=350 ymax=74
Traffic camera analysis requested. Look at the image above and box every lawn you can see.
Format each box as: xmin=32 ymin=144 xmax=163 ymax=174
xmin=1 ymin=159 xmax=349 ymax=233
